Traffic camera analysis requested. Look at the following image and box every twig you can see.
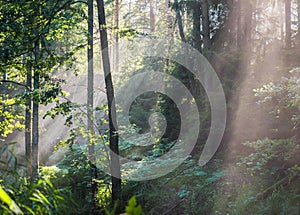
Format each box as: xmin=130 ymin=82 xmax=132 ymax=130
xmin=0 ymin=80 xmax=30 ymax=91
xmin=256 ymin=173 xmax=299 ymax=200
xmin=58 ymin=95 xmax=111 ymax=166
xmin=162 ymin=198 xmax=185 ymax=215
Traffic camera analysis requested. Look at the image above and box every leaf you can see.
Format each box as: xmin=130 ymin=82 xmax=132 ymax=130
xmin=125 ymin=196 xmax=144 ymax=215
xmin=0 ymin=186 xmax=23 ymax=214
xmin=194 ymin=171 xmax=207 ymax=176
xmin=128 ymin=196 xmax=137 ymax=208
xmin=0 ymin=186 xmax=12 ymax=207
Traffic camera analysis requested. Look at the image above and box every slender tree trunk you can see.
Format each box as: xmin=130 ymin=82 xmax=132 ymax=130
xmin=25 ymin=58 xmax=32 ymax=177
xmin=281 ymin=3 xmax=285 ymax=44
xmin=241 ymin=0 xmax=252 ymax=68
xmin=285 ymin=0 xmax=292 ymax=49
xmin=297 ymin=0 xmax=300 ymax=43
xmin=32 ymin=62 xmax=39 ymax=179
xmin=237 ymin=0 xmax=242 ymax=48
xmin=129 ymin=0 xmax=132 ymax=26
xmin=192 ymin=2 xmax=201 ymax=52
xmin=115 ymin=0 xmax=119 ymax=72
xmin=201 ymin=0 xmax=211 ymax=51
xmin=165 ymin=0 xmax=173 ymax=32
xmin=149 ymin=0 xmax=156 ymax=32
xmin=87 ymin=0 xmax=97 ymax=212
xmin=96 ymin=0 xmax=121 ymax=210
xmin=88 ymin=0 xmax=94 ymax=159
xmin=244 ymin=1 xmax=252 ymax=46
xmin=175 ymin=0 xmax=186 ymax=42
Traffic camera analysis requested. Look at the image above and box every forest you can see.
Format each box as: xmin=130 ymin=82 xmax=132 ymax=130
xmin=0 ymin=0 xmax=300 ymax=214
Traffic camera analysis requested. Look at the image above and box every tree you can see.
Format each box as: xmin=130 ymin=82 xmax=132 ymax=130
xmin=237 ymin=0 xmax=242 ymax=48
xmin=0 ymin=0 xmax=87 ymax=178
xmin=192 ymin=1 xmax=202 ymax=52
xmin=32 ymin=40 xmax=40 ymax=179
xmin=25 ymin=55 xmax=32 ymax=176
xmin=201 ymin=0 xmax=211 ymax=51
xmin=285 ymin=0 xmax=292 ymax=49
xmin=96 ymin=0 xmax=122 ymax=209
xmin=115 ymin=0 xmax=120 ymax=72
xmin=298 ymin=0 xmax=300 ymax=44
xmin=87 ymin=0 xmax=98 ymax=213
xmin=87 ymin=0 xmax=94 ymax=160
xmin=174 ymin=0 xmax=186 ymax=42
xmin=149 ymin=0 xmax=156 ymax=32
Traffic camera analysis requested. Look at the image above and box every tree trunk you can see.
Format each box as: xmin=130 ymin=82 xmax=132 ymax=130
xmin=297 ymin=0 xmax=300 ymax=44
xmin=32 ymin=64 xmax=39 ymax=179
xmin=149 ymin=0 xmax=156 ymax=32
xmin=165 ymin=0 xmax=173 ymax=32
xmin=115 ymin=0 xmax=119 ymax=72
xmin=201 ymin=0 xmax=211 ymax=51
xmin=87 ymin=0 xmax=97 ymax=212
xmin=192 ymin=2 xmax=201 ymax=52
xmin=240 ymin=0 xmax=252 ymax=68
xmin=25 ymin=58 xmax=32 ymax=177
xmin=237 ymin=0 xmax=242 ymax=48
xmin=88 ymin=0 xmax=94 ymax=159
xmin=96 ymin=0 xmax=121 ymax=210
xmin=174 ymin=0 xmax=186 ymax=42
xmin=244 ymin=1 xmax=252 ymax=47
xmin=285 ymin=0 xmax=291 ymax=49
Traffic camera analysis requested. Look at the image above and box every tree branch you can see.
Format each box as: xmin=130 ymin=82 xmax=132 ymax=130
xmin=0 ymin=80 xmax=31 ymax=91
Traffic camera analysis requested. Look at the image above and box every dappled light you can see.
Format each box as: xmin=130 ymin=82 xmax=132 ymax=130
xmin=0 ymin=0 xmax=299 ymax=214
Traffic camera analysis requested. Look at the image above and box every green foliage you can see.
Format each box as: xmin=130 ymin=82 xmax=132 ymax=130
xmin=213 ymin=74 xmax=300 ymax=214
xmin=125 ymin=196 xmax=144 ymax=215
xmin=237 ymin=138 xmax=300 ymax=176
xmin=0 ymin=186 xmax=23 ymax=214
xmin=0 ymin=142 xmax=22 ymax=182
xmin=0 ymin=177 xmax=67 ymax=215
xmin=253 ymin=71 xmax=300 ymax=132
xmin=0 ymin=143 xmax=68 ymax=215
xmin=0 ymin=0 xmax=86 ymax=139
xmin=0 ymin=96 xmax=25 ymax=137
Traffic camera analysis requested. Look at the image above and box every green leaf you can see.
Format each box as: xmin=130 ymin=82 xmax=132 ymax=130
xmin=194 ymin=171 xmax=207 ymax=176
xmin=0 ymin=186 xmax=23 ymax=214
xmin=125 ymin=196 xmax=144 ymax=215
xmin=0 ymin=186 xmax=12 ymax=208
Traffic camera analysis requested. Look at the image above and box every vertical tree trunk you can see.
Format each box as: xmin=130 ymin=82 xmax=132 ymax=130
xmin=25 ymin=58 xmax=32 ymax=177
xmin=237 ymin=0 xmax=242 ymax=48
xmin=174 ymin=0 xmax=186 ymax=42
xmin=240 ymin=0 xmax=253 ymax=69
xmin=191 ymin=2 xmax=203 ymax=103
xmin=32 ymin=64 xmax=39 ymax=179
xmin=192 ymin=2 xmax=201 ymax=52
xmin=201 ymin=0 xmax=211 ymax=51
xmin=87 ymin=0 xmax=97 ymax=212
xmin=115 ymin=0 xmax=119 ymax=72
xmin=165 ymin=0 xmax=173 ymax=31
xmin=281 ymin=3 xmax=285 ymax=44
xmin=244 ymin=1 xmax=252 ymax=47
xmin=96 ymin=0 xmax=121 ymax=210
xmin=149 ymin=0 xmax=156 ymax=32
xmin=285 ymin=0 xmax=292 ymax=49
xmin=88 ymin=0 xmax=94 ymax=159
xmin=297 ymin=0 xmax=300 ymax=43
